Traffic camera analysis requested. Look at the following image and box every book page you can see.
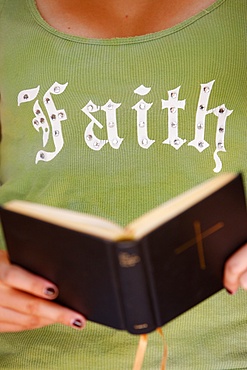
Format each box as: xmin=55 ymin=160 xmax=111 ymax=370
xmin=3 ymin=201 xmax=124 ymax=240
xmin=3 ymin=173 xmax=237 ymax=242
xmin=124 ymin=173 xmax=237 ymax=240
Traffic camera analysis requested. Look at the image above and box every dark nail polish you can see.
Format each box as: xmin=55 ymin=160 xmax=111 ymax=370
xmin=45 ymin=287 xmax=56 ymax=296
xmin=226 ymin=288 xmax=234 ymax=295
xmin=72 ymin=319 xmax=83 ymax=329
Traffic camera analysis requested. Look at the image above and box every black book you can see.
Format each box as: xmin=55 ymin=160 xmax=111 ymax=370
xmin=1 ymin=173 xmax=247 ymax=334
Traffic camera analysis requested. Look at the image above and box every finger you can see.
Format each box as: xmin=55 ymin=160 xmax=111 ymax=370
xmin=223 ymin=244 xmax=247 ymax=293
xmin=0 ymin=250 xmax=58 ymax=300
xmin=0 ymin=323 xmax=27 ymax=332
xmin=239 ymin=270 xmax=247 ymax=290
xmin=0 ymin=306 xmax=54 ymax=331
xmin=1 ymin=286 xmax=86 ymax=330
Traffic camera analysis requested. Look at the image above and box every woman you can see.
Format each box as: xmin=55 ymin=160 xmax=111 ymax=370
xmin=0 ymin=0 xmax=246 ymax=368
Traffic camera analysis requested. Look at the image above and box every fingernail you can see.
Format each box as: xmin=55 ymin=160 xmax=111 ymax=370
xmin=44 ymin=287 xmax=56 ymax=296
xmin=226 ymin=288 xmax=234 ymax=295
xmin=72 ymin=319 xmax=84 ymax=329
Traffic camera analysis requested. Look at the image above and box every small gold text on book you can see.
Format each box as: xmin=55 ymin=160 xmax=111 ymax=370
xmin=134 ymin=323 xmax=148 ymax=330
xmin=118 ymin=252 xmax=141 ymax=268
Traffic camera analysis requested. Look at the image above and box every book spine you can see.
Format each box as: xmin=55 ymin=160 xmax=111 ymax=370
xmin=116 ymin=241 xmax=156 ymax=334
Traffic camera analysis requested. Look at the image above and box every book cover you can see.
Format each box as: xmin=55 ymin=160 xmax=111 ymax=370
xmin=1 ymin=173 xmax=247 ymax=334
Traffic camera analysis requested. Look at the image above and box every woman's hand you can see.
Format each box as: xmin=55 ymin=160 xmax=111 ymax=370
xmin=224 ymin=243 xmax=247 ymax=295
xmin=0 ymin=250 xmax=86 ymax=332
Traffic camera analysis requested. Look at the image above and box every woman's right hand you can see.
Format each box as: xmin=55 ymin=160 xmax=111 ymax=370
xmin=0 ymin=250 xmax=86 ymax=332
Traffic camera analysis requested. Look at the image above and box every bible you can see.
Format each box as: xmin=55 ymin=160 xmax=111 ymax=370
xmin=1 ymin=173 xmax=247 ymax=334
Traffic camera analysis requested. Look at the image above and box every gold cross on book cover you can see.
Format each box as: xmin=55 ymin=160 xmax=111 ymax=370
xmin=1 ymin=173 xmax=247 ymax=335
xmin=175 ymin=221 xmax=225 ymax=270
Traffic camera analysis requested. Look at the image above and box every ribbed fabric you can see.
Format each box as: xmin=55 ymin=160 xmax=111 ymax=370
xmin=0 ymin=0 xmax=247 ymax=368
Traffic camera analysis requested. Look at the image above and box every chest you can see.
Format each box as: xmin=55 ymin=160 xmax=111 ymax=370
xmin=35 ymin=0 xmax=217 ymax=38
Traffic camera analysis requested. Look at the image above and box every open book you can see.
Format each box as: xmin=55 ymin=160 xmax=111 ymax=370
xmin=1 ymin=173 xmax=247 ymax=334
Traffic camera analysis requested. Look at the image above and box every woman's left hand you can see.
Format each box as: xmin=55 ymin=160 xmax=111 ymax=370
xmin=224 ymin=243 xmax=247 ymax=294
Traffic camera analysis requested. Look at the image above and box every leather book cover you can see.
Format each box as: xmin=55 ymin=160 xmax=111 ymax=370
xmin=140 ymin=174 xmax=247 ymax=327
xmin=0 ymin=213 xmax=127 ymax=330
xmin=1 ymin=174 xmax=247 ymax=334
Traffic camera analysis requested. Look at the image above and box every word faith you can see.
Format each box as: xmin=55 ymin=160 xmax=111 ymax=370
xmin=18 ymin=80 xmax=233 ymax=173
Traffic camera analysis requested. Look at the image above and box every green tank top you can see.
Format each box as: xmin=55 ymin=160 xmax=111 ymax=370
xmin=0 ymin=0 xmax=247 ymax=368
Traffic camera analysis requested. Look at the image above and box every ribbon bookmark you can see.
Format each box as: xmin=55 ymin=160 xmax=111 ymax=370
xmin=132 ymin=328 xmax=168 ymax=370
xmin=156 ymin=327 xmax=168 ymax=370
xmin=132 ymin=334 xmax=148 ymax=370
